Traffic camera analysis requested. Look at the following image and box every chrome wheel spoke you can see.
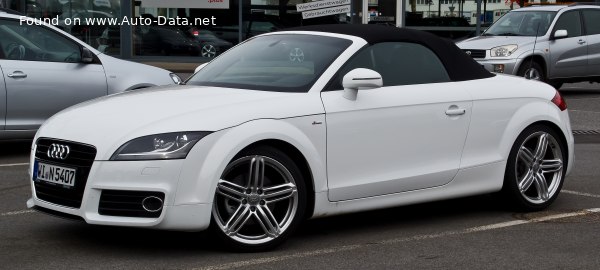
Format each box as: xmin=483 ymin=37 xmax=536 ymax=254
xmin=534 ymin=172 xmax=550 ymax=201
xmin=533 ymin=133 xmax=549 ymax=160
xmin=518 ymin=146 xmax=535 ymax=165
xmin=263 ymin=183 xmax=297 ymax=204
xmin=519 ymin=169 xmax=535 ymax=192
xmin=255 ymin=205 xmax=281 ymax=237
xmin=216 ymin=179 xmax=246 ymax=202
xmin=223 ymin=205 xmax=252 ymax=236
xmin=215 ymin=155 xmax=299 ymax=245
xmin=247 ymin=156 xmax=265 ymax=190
xmin=541 ymin=159 xmax=563 ymax=173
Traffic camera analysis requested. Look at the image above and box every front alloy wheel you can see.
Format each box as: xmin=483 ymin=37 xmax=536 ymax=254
xmin=212 ymin=146 xmax=306 ymax=251
xmin=503 ymin=125 xmax=566 ymax=211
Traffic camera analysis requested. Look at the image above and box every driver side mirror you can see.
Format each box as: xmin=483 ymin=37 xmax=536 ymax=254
xmin=342 ymin=68 xmax=383 ymax=101
xmin=81 ymin=47 xmax=94 ymax=63
xmin=553 ymin=29 xmax=568 ymax=40
xmin=194 ymin=63 xmax=208 ymax=73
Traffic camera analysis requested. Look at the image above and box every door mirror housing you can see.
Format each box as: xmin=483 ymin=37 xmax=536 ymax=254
xmin=81 ymin=47 xmax=94 ymax=63
xmin=553 ymin=29 xmax=568 ymax=40
xmin=342 ymin=68 xmax=383 ymax=100
xmin=194 ymin=63 xmax=208 ymax=73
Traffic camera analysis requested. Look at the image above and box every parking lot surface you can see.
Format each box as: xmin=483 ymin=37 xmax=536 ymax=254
xmin=1 ymin=83 xmax=599 ymax=269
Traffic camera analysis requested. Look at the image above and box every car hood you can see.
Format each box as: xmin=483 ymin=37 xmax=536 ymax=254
xmin=35 ymin=85 xmax=323 ymax=159
xmin=458 ymin=35 xmax=538 ymax=50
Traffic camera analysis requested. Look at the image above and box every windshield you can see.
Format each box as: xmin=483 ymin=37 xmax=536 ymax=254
xmin=186 ymin=34 xmax=352 ymax=92
xmin=484 ymin=11 xmax=557 ymax=37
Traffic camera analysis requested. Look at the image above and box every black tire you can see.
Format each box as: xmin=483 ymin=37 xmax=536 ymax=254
xmin=517 ymin=61 xmax=545 ymax=82
xmin=211 ymin=145 xmax=307 ymax=252
xmin=502 ymin=124 xmax=567 ymax=211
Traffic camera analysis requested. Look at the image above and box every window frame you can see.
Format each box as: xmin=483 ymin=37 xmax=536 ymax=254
xmin=323 ymin=41 xmax=451 ymax=92
xmin=581 ymin=9 xmax=600 ymax=36
xmin=0 ymin=18 xmax=100 ymax=64
xmin=551 ymin=10 xmax=584 ymax=39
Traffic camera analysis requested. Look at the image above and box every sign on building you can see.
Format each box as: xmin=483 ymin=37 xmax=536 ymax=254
xmin=296 ymin=0 xmax=351 ymax=19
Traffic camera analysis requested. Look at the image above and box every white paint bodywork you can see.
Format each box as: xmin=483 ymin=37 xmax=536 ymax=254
xmin=28 ymin=31 xmax=574 ymax=231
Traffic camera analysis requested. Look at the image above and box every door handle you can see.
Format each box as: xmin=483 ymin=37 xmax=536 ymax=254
xmin=7 ymin=72 xmax=27 ymax=79
xmin=578 ymin=40 xmax=586 ymax=45
xmin=446 ymin=107 xmax=466 ymax=116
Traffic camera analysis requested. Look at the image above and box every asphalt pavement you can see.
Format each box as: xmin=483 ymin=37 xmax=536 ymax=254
xmin=0 ymin=83 xmax=599 ymax=269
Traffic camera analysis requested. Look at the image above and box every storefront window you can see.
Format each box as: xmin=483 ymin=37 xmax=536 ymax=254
xmin=4 ymin=0 xmax=121 ymax=55
xmin=133 ymin=0 xmax=350 ymax=59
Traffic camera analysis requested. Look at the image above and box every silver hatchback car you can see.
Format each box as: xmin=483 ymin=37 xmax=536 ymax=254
xmin=458 ymin=4 xmax=600 ymax=89
xmin=0 ymin=12 xmax=180 ymax=140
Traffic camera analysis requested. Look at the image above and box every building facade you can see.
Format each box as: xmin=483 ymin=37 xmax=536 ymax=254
xmin=2 ymin=0 xmax=596 ymax=60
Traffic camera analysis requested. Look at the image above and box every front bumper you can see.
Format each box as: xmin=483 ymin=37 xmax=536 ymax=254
xmin=475 ymin=58 xmax=520 ymax=75
xmin=28 ymin=159 xmax=212 ymax=231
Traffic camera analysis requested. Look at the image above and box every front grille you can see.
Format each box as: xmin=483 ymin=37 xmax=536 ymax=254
xmin=462 ymin=49 xmax=487 ymax=59
xmin=99 ymin=190 xmax=165 ymax=218
xmin=34 ymin=138 xmax=97 ymax=208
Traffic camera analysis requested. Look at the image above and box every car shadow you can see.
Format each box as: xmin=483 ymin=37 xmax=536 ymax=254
xmin=35 ymin=193 xmax=508 ymax=254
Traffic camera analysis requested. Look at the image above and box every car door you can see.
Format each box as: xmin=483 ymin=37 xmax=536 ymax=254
xmin=582 ymin=9 xmax=600 ymax=77
xmin=548 ymin=10 xmax=588 ymax=79
xmin=321 ymin=42 xmax=473 ymax=202
xmin=0 ymin=18 xmax=107 ymax=131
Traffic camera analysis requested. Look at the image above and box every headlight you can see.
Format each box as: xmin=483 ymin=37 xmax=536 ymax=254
xmin=110 ymin=132 xmax=211 ymax=161
xmin=490 ymin=44 xmax=518 ymax=57
xmin=170 ymin=73 xmax=183 ymax=85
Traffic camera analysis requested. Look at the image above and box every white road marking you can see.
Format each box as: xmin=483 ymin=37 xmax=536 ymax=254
xmin=0 ymin=163 xmax=29 ymax=167
xmin=569 ymin=109 xmax=600 ymax=114
xmin=0 ymin=210 xmax=35 ymax=217
xmin=195 ymin=208 xmax=600 ymax=270
xmin=562 ymin=189 xmax=600 ymax=199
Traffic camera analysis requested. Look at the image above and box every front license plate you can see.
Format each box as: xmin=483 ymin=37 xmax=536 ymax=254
xmin=34 ymin=161 xmax=76 ymax=187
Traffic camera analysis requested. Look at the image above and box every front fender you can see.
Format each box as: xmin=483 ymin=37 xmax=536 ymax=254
xmin=173 ymin=116 xmax=327 ymax=207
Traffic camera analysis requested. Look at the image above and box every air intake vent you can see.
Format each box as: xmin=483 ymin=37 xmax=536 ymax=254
xmin=99 ymin=190 xmax=165 ymax=218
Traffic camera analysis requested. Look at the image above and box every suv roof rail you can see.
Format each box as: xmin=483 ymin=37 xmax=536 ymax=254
xmin=0 ymin=8 xmax=25 ymax=16
xmin=569 ymin=2 xmax=600 ymax=6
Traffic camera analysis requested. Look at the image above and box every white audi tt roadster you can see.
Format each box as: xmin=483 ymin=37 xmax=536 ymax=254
xmin=27 ymin=25 xmax=573 ymax=251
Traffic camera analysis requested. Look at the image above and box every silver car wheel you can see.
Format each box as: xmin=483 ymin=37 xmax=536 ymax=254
xmin=201 ymin=44 xmax=217 ymax=58
xmin=524 ymin=67 xmax=542 ymax=81
xmin=213 ymin=155 xmax=298 ymax=245
xmin=515 ymin=131 xmax=563 ymax=204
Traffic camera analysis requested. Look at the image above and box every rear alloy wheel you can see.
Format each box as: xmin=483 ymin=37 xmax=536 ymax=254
xmin=201 ymin=44 xmax=217 ymax=58
xmin=503 ymin=125 xmax=566 ymax=211
xmin=212 ymin=146 xmax=306 ymax=251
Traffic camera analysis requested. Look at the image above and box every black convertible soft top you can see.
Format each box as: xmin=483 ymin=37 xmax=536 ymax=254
xmin=285 ymin=24 xmax=494 ymax=82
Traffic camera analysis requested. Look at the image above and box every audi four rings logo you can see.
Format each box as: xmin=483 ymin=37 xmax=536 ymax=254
xmin=47 ymin=144 xmax=70 ymax=160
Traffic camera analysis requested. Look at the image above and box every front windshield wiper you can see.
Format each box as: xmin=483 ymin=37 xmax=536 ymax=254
xmin=481 ymin=33 xmax=495 ymax=36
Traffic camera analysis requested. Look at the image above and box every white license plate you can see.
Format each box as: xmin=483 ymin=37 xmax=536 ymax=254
xmin=35 ymin=161 xmax=76 ymax=187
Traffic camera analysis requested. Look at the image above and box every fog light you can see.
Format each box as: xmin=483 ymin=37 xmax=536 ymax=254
xmin=493 ymin=64 xmax=505 ymax=73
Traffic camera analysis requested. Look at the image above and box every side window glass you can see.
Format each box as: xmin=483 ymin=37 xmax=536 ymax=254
xmin=582 ymin=10 xmax=600 ymax=36
xmin=326 ymin=42 xmax=450 ymax=91
xmin=554 ymin=11 xmax=582 ymax=37
xmin=0 ymin=19 xmax=81 ymax=63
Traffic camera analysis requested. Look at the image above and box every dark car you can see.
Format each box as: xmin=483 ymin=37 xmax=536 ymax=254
xmin=208 ymin=19 xmax=283 ymax=44
xmin=406 ymin=16 xmax=475 ymax=41
xmin=140 ymin=26 xmax=200 ymax=56
xmin=185 ymin=28 xmax=232 ymax=58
